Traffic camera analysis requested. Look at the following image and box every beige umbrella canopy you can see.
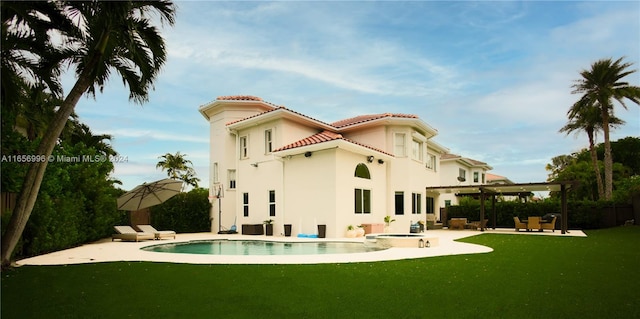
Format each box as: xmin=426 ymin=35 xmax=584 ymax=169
xmin=117 ymin=178 xmax=183 ymax=211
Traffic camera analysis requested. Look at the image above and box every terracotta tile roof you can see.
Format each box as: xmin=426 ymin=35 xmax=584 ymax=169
xmin=216 ymin=95 xmax=263 ymax=101
xmin=274 ymin=130 xmax=393 ymax=156
xmin=441 ymin=153 xmax=489 ymax=166
xmin=226 ymin=106 xmax=333 ymax=127
xmin=331 ymin=113 xmax=419 ymax=128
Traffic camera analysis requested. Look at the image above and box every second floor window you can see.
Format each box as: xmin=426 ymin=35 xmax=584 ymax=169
xmin=240 ymin=136 xmax=248 ymax=159
xmin=458 ymin=168 xmax=466 ymax=182
xmin=411 ymin=139 xmax=423 ymax=162
xmin=426 ymin=154 xmax=436 ymax=171
xmin=473 ymin=172 xmax=479 ymax=183
xmin=394 ymin=133 xmax=406 ymax=157
xmin=265 ymin=129 xmax=272 ymax=154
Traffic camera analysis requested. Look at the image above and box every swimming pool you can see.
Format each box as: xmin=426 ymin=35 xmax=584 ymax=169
xmin=142 ymin=240 xmax=386 ymax=255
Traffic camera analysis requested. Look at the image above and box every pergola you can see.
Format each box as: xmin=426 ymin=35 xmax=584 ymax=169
xmin=425 ymin=181 xmax=575 ymax=234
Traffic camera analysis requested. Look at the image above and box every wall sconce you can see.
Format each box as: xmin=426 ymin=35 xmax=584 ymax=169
xmin=418 ymin=238 xmax=425 ymax=248
xmin=377 ymin=159 xmax=384 ymax=164
xmin=251 ymin=163 xmax=258 ymax=167
xmin=367 ymin=156 xmax=374 ymax=163
xmin=304 ymin=151 xmax=312 ymax=158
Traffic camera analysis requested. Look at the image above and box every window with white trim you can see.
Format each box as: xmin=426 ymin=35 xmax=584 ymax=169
xmin=240 ymin=135 xmax=248 ymax=159
xmin=354 ymin=189 xmax=371 ymax=214
xmin=412 ymin=193 xmax=422 ymax=214
xmin=411 ymin=139 xmax=423 ymax=162
xmin=213 ymin=162 xmax=219 ymax=183
xmin=264 ymin=129 xmax=273 ymax=154
xmin=395 ymin=191 xmax=404 ymax=215
xmin=228 ymin=169 xmax=236 ymax=189
xmin=426 ymin=154 xmax=437 ymax=171
xmin=473 ymin=172 xmax=479 ymax=183
xmin=394 ymin=133 xmax=406 ymax=157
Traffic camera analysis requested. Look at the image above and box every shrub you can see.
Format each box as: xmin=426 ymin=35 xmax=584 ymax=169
xmin=150 ymin=188 xmax=211 ymax=233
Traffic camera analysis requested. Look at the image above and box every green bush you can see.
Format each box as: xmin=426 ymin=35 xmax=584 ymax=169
xmin=446 ymin=199 xmax=623 ymax=230
xmin=150 ymin=188 xmax=211 ymax=233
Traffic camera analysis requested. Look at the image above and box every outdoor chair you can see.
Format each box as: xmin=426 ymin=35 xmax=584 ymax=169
xmin=513 ymin=217 xmax=527 ymax=232
xmin=527 ymin=216 xmax=541 ymax=231
xmin=112 ymin=225 xmax=155 ymax=242
xmin=540 ymin=216 xmax=557 ymax=232
xmin=136 ymin=225 xmax=176 ymax=239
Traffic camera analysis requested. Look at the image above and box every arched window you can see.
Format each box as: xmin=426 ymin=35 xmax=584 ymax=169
xmin=354 ymin=163 xmax=370 ymax=179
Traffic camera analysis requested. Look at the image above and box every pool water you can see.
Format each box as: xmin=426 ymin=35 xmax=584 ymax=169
xmin=142 ymin=240 xmax=386 ymax=255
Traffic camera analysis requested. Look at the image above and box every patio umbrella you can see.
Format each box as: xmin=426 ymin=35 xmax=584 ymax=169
xmin=117 ymin=178 xmax=183 ymax=211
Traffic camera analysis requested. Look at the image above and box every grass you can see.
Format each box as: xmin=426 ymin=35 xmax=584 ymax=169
xmin=2 ymin=226 xmax=640 ymax=319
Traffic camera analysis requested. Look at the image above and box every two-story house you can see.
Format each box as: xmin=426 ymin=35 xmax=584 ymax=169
xmin=438 ymin=153 xmax=493 ymax=208
xmin=199 ymin=95 xmax=487 ymax=237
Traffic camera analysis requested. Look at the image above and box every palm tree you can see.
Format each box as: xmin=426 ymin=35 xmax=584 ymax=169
xmin=157 ymin=152 xmax=199 ymax=190
xmin=1 ymin=1 xmax=176 ymax=267
xmin=571 ymin=57 xmax=640 ymax=200
xmin=561 ymin=99 xmax=624 ymax=199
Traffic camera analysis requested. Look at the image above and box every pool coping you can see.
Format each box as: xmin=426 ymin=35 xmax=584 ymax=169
xmin=15 ymin=228 xmax=586 ymax=266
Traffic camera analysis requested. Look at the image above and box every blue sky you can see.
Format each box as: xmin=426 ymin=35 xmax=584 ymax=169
xmin=68 ymin=1 xmax=640 ymax=191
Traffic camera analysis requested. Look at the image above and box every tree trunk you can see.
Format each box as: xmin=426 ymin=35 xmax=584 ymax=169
xmin=587 ymin=131 xmax=604 ymax=200
xmin=0 ymin=34 xmax=109 ymax=267
xmin=601 ymin=105 xmax=613 ymax=200
xmin=0 ymin=73 xmax=95 ymax=267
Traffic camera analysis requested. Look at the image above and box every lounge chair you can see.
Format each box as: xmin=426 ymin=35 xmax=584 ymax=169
xmin=112 ymin=226 xmax=155 ymax=242
xmin=514 ymin=217 xmax=527 ymax=232
xmin=136 ymin=225 xmax=176 ymax=239
xmin=540 ymin=216 xmax=557 ymax=232
xmin=527 ymin=216 xmax=541 ymax=231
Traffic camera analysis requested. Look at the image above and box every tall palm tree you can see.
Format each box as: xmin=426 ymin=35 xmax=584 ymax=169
xmin=157 ymin=152 xmax=199 ymax=190
xmin=571 ymin=57 xmax=640 ymax=200
xmin=1 ymin=1 xmax=176 ymax=267
xmin=561 ymin=100 xmax=624 ymax=200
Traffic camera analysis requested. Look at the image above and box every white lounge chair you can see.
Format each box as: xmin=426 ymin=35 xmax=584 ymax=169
xmin=112 ymin=225 xmax=155 ymax=242
xmin=136 ymin=225 xmax=176 ymax=240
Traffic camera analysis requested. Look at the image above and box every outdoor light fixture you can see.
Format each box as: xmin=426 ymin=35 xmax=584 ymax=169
xmin=418 ymin=238 xmax=425 ymax=248
xmin=377 ymin=159 xmax=384 ymax=164
xmin=367 ymin=155 xmax=374 ymax=163
xmin=251 ymin=163 xmax=258 ymax=167
xmin=304 ymin=151 xmax=312 ymax=157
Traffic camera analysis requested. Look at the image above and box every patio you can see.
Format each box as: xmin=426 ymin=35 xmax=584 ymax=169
xmin=15 ymin=228 xmax=586 ymax=266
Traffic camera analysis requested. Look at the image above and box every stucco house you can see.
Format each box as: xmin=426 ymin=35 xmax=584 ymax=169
xmin=437 ymin=153 xmax=493 ymax=208
xmin=199 ymin=95 xmax=492 ymax=237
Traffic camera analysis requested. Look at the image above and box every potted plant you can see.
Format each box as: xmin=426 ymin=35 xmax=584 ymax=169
xmin=263 ymin=219 xmax=274 ymax=236
xmin=355 ymin=225 xmax=365 ymax=237
xmin=384 ymin=215 xmax=396 ymax=233
xmin=418 ymin=220 xmax=425 ymax=232
xmin=346 ymin=225 xmax=356 ymax=238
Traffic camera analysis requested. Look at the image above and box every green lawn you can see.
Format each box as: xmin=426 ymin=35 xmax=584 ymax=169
xmin=2 ymin=226 xmax=639 ymax=319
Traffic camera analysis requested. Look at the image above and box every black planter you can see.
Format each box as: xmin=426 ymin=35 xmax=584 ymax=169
xmin=265 ymin=224 xmax=273 ymax=236
xmin=317 ymin=225 xmax=326 ymax=238
xmin=284 ymin=224 xmax=292 ymax=237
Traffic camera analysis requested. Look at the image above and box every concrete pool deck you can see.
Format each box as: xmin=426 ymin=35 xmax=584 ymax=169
xmin=15 ymin=228 xmax=587 ymax=266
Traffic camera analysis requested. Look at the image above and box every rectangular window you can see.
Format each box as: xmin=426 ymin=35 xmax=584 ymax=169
xmin=213 ymin=162 xmax=219 ymax=183
xmin=394 ymin=191 xmax=404 ymax=215
xmin=473 ymin=172 xmax=479 ymax=183
xmin=412 ymin=193 xmax=422 ymax=214
xmin=240 ymin=136 xmax=248 ymax=159
xmin=426 ymin=197 xmax=435 ymax=214
xmin=482 ymin=173 xmax=486 ymax=184
xmin=354 ymin=189 xmax=371 ymax=214
xmin=228 ymin=169 xmax=236 ymax=189
xmin=242 ymin=192 xmax=249 ymax=217
xmin=458 ymin=168 xmax=466 ymax=181
xmin=411 ymin=139 xmax=423 ymax=162
xmin=445 ymin=200 xmax=451 ymax=207
xmin=394 ymin=133 xmax=406 ymax=157
xmin=269 ymin=190 xmax=276 ymax=216
xmin=426 ymin=154 xmax=436 ymax=171
xmin=265 ymin=129 xmax=273 ymax=154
